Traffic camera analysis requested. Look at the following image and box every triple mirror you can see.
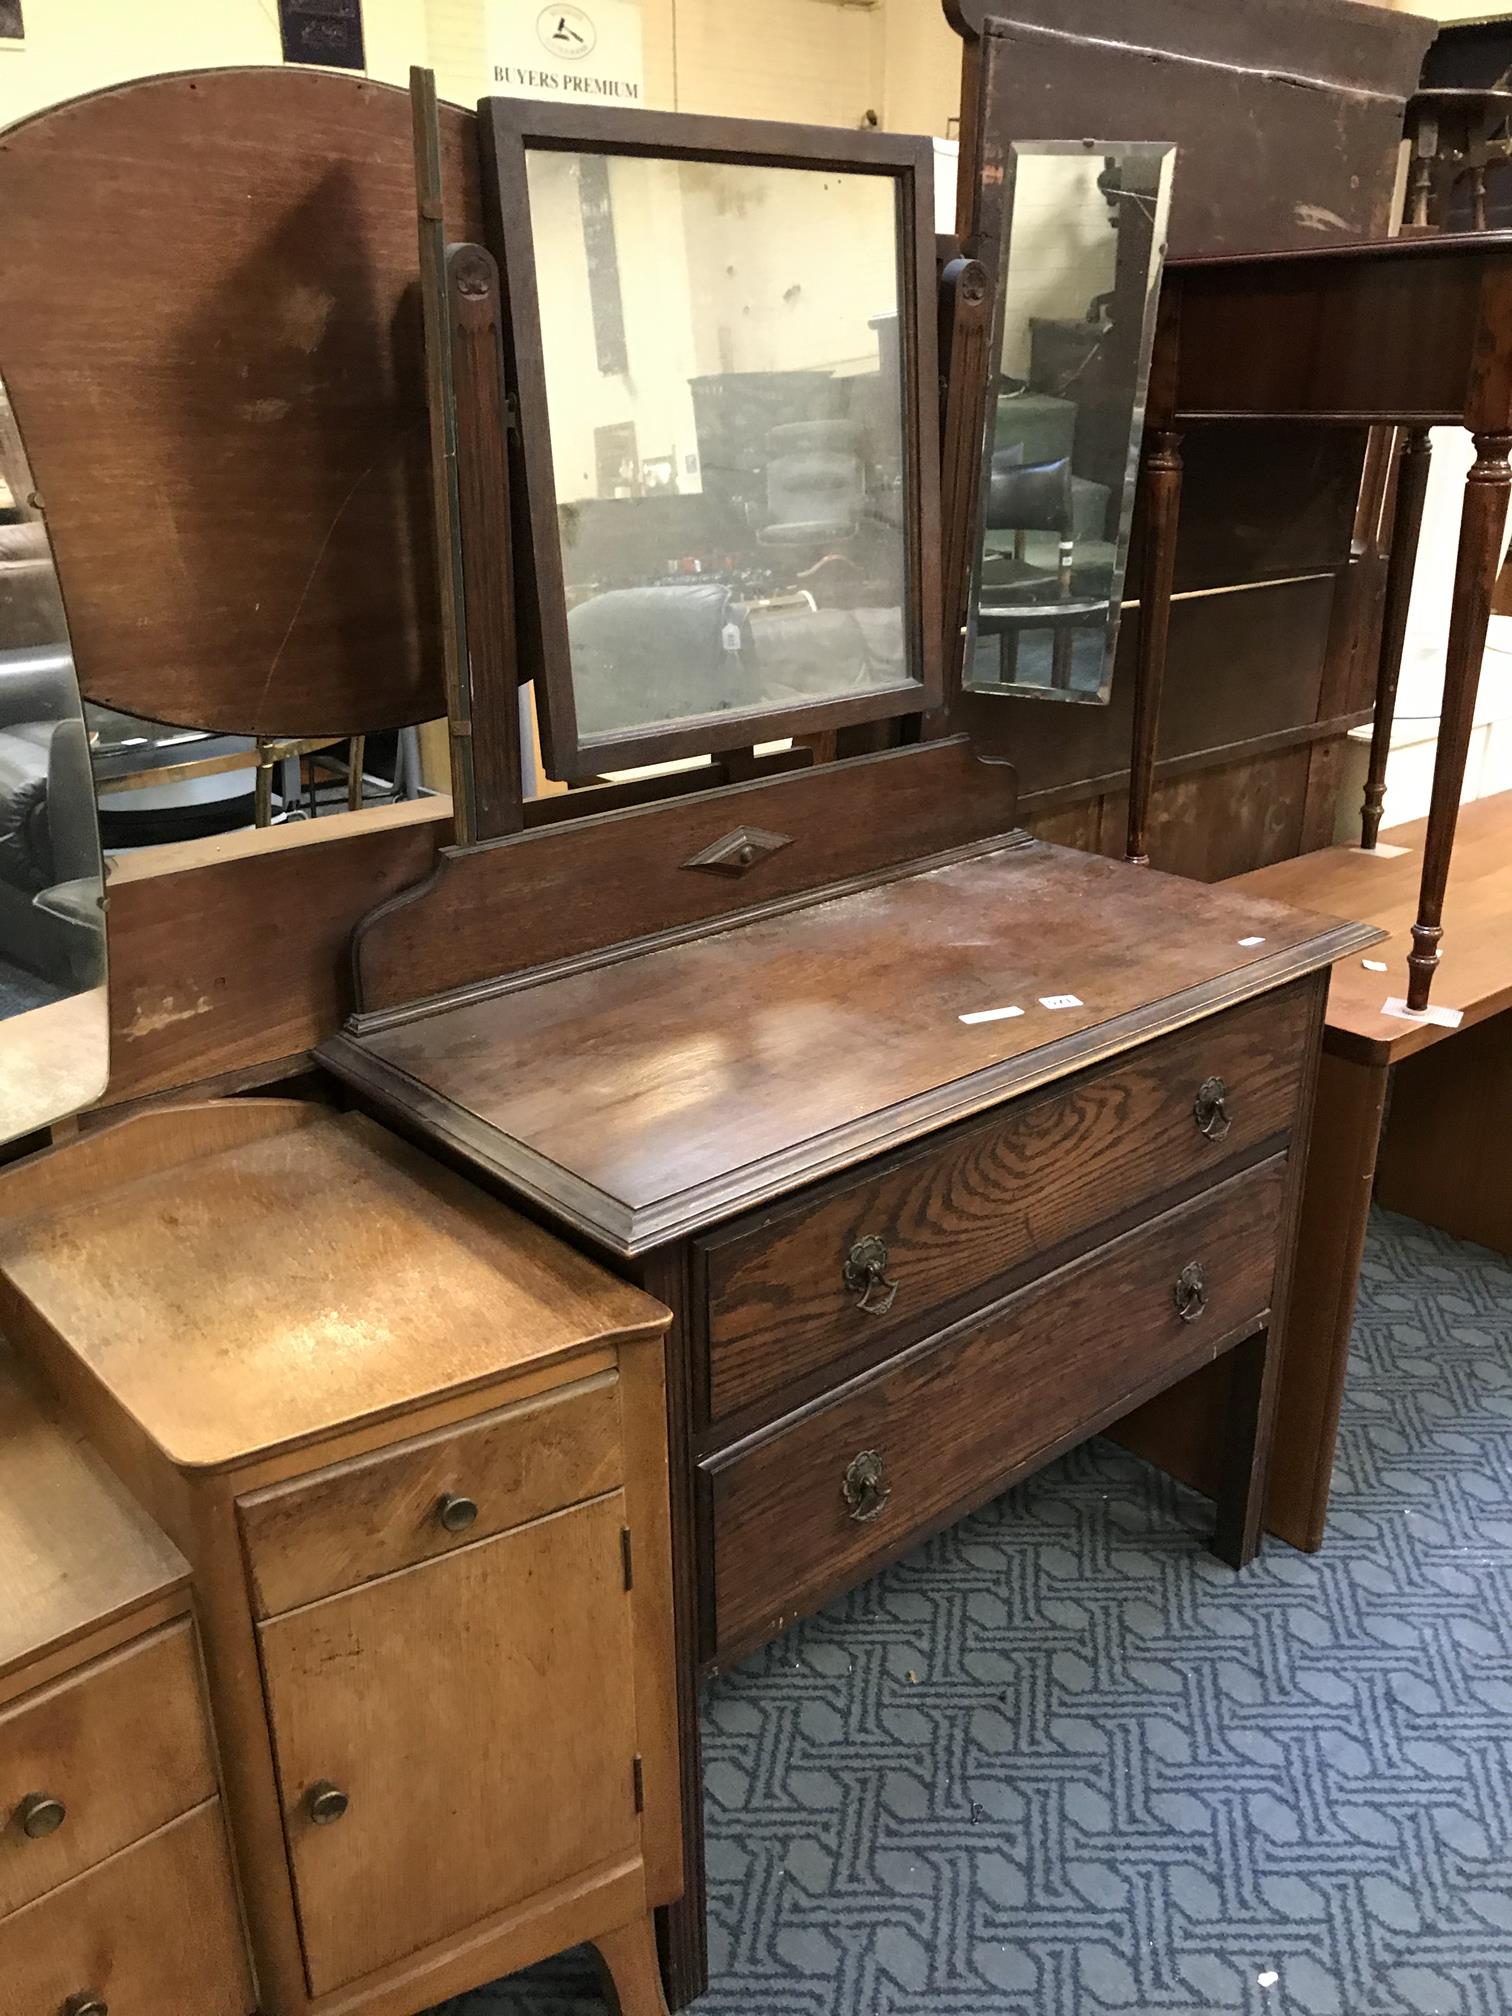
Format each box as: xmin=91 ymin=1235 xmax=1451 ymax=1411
xmin=487 ymin=103 xmax=943 ymax=780
xmin=0 ymin=374 xmax=109 ymax=1142
xmin=964 ymin=140 xmax=1175 ymax=706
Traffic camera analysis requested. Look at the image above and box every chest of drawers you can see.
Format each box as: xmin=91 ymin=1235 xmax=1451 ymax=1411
xmin=0 ymin=1350 xmax=253 ymax=2016
xmin=0 ymin=1104 xmax=679 ymax=2016
xmin=323 ymin=827 xmax=1380 ymax=2006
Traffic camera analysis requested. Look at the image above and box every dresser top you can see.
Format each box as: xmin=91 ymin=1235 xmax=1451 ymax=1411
xmin=325 ymin=839 xmax=1378 ymax=1253
xmin=0 ymin=1104 xmax=669 ymax=1473
xmin=0 ymin=1347 xmax=188 ymax=1693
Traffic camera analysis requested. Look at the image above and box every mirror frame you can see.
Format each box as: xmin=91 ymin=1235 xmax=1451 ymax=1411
xmin=481 ymin=99 xmax=944 ymax=782
xmin=963 ymin=137 xmax=1175 ymax=708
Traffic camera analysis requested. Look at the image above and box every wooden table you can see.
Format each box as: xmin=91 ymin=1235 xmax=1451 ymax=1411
xmin=1125 ymin=231 xmax=1512 ymax=1018
xmin=1128 ymin=791 xmax=1512 ymax=1553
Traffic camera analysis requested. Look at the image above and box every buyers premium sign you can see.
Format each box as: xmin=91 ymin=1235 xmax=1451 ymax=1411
xmin=490 ymin=0 xmax=645 ymax=104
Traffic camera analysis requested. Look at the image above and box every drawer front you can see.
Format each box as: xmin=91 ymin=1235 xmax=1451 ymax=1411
xmin=259 ymin=1494 xmax=641 ymax=1997
xmin=707 ymin=1156 xmax=1287 ymax=1659
xmin=0 ymin=1801 xmax=253 ymax=2016
xmin=240 ymin=1368 xmax=624 ymax=1616
xmin=700 ymin=982 xmax=1310 ymax=1423
xmin=0 ymin=1623 xmax=217 ymax=1916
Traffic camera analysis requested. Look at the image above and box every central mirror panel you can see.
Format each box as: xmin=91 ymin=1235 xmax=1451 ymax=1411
xmin=964 ymin=140 xmax=1175 ymax=706
xmin=487 ymin=104 xmax=941 ymax=782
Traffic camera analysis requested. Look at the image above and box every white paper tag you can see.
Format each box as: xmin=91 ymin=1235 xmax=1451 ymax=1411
xmin=721 ymin=622 xmax=743 ymax=654
xmin=1355 ymin=842 xmax=1410 ymax=859
xmin=1238 ymin=936 xmax=1266 ymax=948
xmin=1362 ymin=959 xmax=1388 ymax=974
xmin=959 ymin=1005 xmax=1025 ymax=1026
xmin=1039 ymin=994 xmax=1083 ymax=1011
xmin=1383 ymin=997 xmax=1464 ymax=1030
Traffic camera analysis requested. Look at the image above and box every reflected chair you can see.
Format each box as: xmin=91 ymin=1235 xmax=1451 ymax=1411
xmin=976 ymin=452 xmax=1111 ymax=692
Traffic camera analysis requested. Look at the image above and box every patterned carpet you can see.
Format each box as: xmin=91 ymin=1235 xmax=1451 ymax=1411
xmin=431 ymin=1209 xmax=1512 ymax=2016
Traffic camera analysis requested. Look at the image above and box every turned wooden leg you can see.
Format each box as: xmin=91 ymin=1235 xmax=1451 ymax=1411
xmin=1407 ymin=429 xmax=1512 ymax=1010
xmin=1362 ymin=427 xmax=1432 ymax=848
xmin=1212 ymin=1325 xmax=1280 ymax=1570
xmin=594 ymin=1914 xmax=671 ymax=2016
xmin=1125 ymin=427 xmax=1182 ymax=865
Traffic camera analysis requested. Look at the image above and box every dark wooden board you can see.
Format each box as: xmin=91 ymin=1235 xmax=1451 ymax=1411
xmin=350 ymin=740 xmax=1019 ymax=1017
xmin=326 ymin=839 xmax=1378 ymax=1252
xmin=0 ymin=69 xmax=482 ymax=735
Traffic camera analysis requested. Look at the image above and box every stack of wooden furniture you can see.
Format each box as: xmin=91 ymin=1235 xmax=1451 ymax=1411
xmin=0 ymin=1104 xmax=681 ymax=2016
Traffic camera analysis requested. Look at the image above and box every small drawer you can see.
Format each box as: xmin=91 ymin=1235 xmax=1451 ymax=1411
xmin=239 ymin=1368 xmax=624 ymax=1616
xmin=0 ymin=1623 xmax=217 ymax=1917
xmin=705 ymin=1156 xmax=1286 ymax=1660
xmin=0 ymin=1801 xmax=253 ymax=2016
xmin=699 ymin=983 xmax=1311 ymax=1424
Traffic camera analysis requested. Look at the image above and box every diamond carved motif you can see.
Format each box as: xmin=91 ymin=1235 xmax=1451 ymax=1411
xmin=679 ymin=826 xmax=793 ymax=878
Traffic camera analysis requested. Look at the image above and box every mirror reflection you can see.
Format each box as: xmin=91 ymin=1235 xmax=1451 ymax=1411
xmin=0 ymin=376 xmax=109 ymax=1141
xmin=525 ymin=148 xmax=920 ymax=747
xmin=965 ymin=141 xmax=1174 ymax=706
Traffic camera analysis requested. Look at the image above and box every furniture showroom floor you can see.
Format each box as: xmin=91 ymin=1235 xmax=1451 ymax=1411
xmin=433 ymin=1210 xmax=1512 ymax=2016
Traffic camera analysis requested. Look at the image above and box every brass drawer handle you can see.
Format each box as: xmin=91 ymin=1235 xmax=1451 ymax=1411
xmin=841 ymin=1449 xmax=891 ymax=1524
xmin=437 ymin=1492 xmax=479 ymax=1534
xmin=16 ymin=1793 xmax=66 ymax=1840
xmin=1193 ymin=1076 xmax=1233 ymax=1142
xmin=1173 ymin=1262 xmax=1208 ymax=1324
xmin=305 ymin=1781 xmax=349 ymax=1826
xmin=843 ymin=1236 xmax=899 ymax=1317
xmin=64 ymin=1997 xmax=107 ymax=2016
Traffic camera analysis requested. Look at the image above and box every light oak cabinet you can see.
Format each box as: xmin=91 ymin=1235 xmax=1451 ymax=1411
xmin=0 ymin=1103 xmax=678 ymax=2016
xmin=0 ymin=1350 xmax=253 ymax=2016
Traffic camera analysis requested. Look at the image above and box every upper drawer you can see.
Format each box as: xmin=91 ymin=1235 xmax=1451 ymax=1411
xmin=0 ymin=1622 xmax=217 ymax=1916
xmin=699 ymin=981 xmax=1312 ymax=1424
xmin=706 ymin=1154 xmax=1287 ymax=1661
xmin=239 ymin=1368 xmax=624 ymax=1617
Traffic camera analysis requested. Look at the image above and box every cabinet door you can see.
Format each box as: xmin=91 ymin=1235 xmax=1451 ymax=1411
xmin=258 ymin=1491 xmax=641 ymax=1997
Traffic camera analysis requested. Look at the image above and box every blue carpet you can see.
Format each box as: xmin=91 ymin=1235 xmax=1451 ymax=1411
xmin=431 ymin=1209 xmax=1512 ymax=2016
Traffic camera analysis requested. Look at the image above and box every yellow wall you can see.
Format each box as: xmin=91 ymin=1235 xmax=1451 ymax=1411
xmin=0 ymin=0 xmax=963 ymax=138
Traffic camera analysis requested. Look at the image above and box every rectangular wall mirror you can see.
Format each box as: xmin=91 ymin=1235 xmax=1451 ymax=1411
xmin=485 ymin=103 xmax=943 ymax=781
xmin=964 ymin=140 xmax=1175 ymax=706
xmin=0 ymin=374 xmax=109 ymax=1142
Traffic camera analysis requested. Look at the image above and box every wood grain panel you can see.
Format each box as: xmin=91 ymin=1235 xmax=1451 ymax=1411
xmin=0 ymin=1623 xmax=214 ymax=1916
xmin=0 ymin=1802 xmax=253 ymax=2016
xmin=239 ymin=1370 xmax=624 ymax=1616
xmin=706 ymin=1156 xmax=1287 ymax=1660
xmin=351 ymin=739 xmax=1020 ymax=1016
xmin=102 ymin=802 xmax=450 ymax=1107
xmin=0 ymin=1350 xmax=187 ymax=1692
xmin=0 ymin=69 xmax=481 ymax=734
xmin=258 ymin=1496 xmax=640 ymax=1997
xmin=1375 ymin=1008 xmax=1512 ymax=1254
xmin=700 ymin=985 xmax=1310 ymax=1423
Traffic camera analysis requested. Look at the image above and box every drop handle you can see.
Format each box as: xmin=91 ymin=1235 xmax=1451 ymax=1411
xmin=16 ymin=1792 xmax=66 ymax=1839
xmin=841 ymin=1449 xmax=891 ymax=1524
xmin=1193 ymin=1076 xmax=1233 ymax=1141
xmin=64 ymin=1997 xmax=107 ymax=2016
xmin=305 ymin=1781 xmax=349 ymax=1826
xmin=1173 ymin=1262 xmax=1208 ymax=1324
xmin=436 ymin=1491 xmax=479 ymax=1534
xmin=843 ymin=1236 xmax=899 ymax=1317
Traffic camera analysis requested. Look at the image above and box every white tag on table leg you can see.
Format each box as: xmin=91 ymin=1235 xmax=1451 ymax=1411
xmin=1039 ymin=994 xmax=1084 ymax=1011
xmin=1353 ymin=842 xmax=1411 ymax=859
xmin=1383 ymin=997 xmax=1464 ymax=1030
xmin=959 ymin=1005 xmax=1025 ymax=1026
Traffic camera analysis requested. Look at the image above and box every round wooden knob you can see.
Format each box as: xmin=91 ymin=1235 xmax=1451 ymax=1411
xmin=64 ymin=1996 xmax=108 ymax=2016
xmin=305 ymin=1781 xmax=349 ymax=1826
xmin=17 ymin=1793 xmax=67 ymax=1840
xmin=437 ymin=1492 xmax=479 ymax=1534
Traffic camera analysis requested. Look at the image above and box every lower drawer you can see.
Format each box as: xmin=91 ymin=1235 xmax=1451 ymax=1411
xmin=705 ymin=1156 xmax=1286 ymax=1659
xmin=0 ymin=1801 xmax=253 ymax=2016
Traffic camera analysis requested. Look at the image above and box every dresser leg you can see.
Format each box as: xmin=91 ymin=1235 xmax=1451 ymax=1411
xmin=593 ymin=1913 xmax=671 ymax=2016
xmin=1211 ymin=1325 xmax=1279 ymax=1570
